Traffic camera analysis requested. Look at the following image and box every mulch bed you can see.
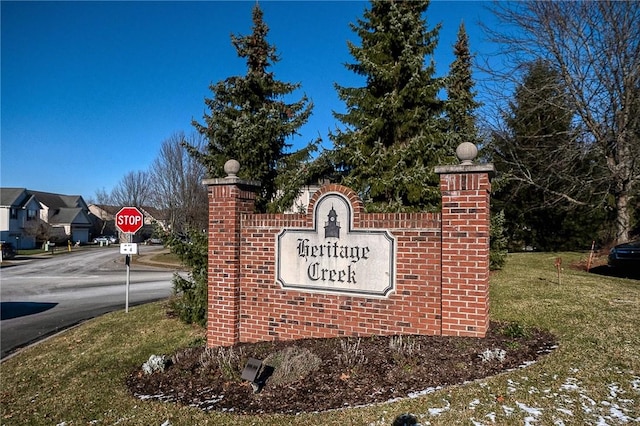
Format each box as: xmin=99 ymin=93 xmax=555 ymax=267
xmin=127 ymin=321 xmax=556 ymax=414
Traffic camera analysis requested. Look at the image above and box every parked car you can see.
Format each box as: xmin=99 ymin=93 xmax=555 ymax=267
xmin=608 ymin=240 xmax=640 ymax=269
xmin=1 ymin=241 xmax=17 ymax=260
xmin=144 ymin=238 xmax=163 ymax=245
xmin=93 ymin=235 xmax=118 ymax=244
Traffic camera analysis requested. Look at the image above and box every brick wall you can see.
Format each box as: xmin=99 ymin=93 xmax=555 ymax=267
xmin=205 ymin=164 xmax=493 ymax=347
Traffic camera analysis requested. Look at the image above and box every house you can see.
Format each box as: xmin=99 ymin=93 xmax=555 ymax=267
xmin=285 ymin=184 xmax=323 ymax=213
xmin=0 ymin=188 xmax=92 ymax=249
xmin=88 ymin=204 xmax=120 ymax=237
xmin=139 ymin=206 xmax=170 ymax=231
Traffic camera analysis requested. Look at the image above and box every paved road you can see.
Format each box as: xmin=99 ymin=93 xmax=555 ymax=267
xmin=0 ymin=246 xmax=176 ymax=360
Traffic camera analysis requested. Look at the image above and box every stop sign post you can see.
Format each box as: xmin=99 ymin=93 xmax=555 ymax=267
xmin=115 ymin=207 xmax=143 ymax=313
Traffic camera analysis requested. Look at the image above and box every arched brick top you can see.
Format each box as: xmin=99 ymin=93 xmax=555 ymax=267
xmin=307 ymin=184 xmax=364 ymax=216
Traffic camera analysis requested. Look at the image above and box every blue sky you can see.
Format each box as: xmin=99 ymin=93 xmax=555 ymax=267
xmin=1 ymin=1 xmax=500 ymax=201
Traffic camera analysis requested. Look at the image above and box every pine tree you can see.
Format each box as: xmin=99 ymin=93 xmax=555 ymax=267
xmin=444 ymin=22 xmax=511 ymax=266
xmin=491 ymin=60 xmax=603 ymax=250
xmin=170 ymin=5 xmax=317 ymax=326
xmin=185 ymin=5 xmax=317 ymax=213
xmin=445 ymin=22 xmax=481 ymax=147
xmin=330 ymin=0 xmax=449 ymax=212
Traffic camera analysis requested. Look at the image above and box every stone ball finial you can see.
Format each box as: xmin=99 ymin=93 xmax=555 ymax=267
xmin=456 ymin=142 xmax=478 ymax=165
xmin=224 ymin=159 xmax=240 ymax=177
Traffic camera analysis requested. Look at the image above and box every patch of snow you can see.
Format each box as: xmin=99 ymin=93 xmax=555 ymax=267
xmin=555 ymin=407 xmax=573 ymax=416
xmin=502 ymin=405 xmax=515 ymax=416
xmin=516 ymin=401 xmax=543 ymax=417
xmin=560 ymin=377 xmax=581 ymax=391
xmin=135 ymin=393 xmax=176 ymax=403
xmin=608 ymin=405 xmax=629 ymax=422
xmin=407 ymin=386 xmax=441 ymax=399
xmin=427 ymin=400 xmax=450 ymax=416
xmin=468 ymin=398 xmax=481 ymax=410
xmin=581 ymin=394 xmax=597 ymax=407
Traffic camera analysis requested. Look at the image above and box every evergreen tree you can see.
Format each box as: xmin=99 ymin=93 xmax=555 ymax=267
xmin=170 ymin=5 xmax=317 ymax=325
xmin=491 ymin=60 xmax=603 ymax=250
xmin=185 ymin=5 xmax=317 ymax=213
xmin=445 ymin=22 xmax=481 ymax=147
xmin=445 ymin=22 xmax=510 ymax=266
xmin=330 ymin=0 xmax=449 ymax=212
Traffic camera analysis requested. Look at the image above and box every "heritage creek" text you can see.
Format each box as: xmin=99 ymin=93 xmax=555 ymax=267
xmin=296 ymin=238 xmax=370 ymax=284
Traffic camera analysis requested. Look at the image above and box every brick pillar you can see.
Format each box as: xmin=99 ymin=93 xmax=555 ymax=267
xmin=203 ymin=160 xmax=259 ymax=347
xmin=435 ymin=145 xmax=495 ymax=337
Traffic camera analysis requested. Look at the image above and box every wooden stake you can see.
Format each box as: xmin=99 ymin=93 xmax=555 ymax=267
xmin=586 ymin=240 xmax=596 ymax=271
xmin=555 ymin=257 xmax=562 ymax=285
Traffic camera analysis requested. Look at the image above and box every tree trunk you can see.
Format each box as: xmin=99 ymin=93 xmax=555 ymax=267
xmin=615 ymin=192 xmax=630 ymax=244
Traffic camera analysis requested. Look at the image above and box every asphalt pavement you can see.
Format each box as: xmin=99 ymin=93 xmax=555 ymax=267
xmin=0 ymin=246 xmax=177 ymax=360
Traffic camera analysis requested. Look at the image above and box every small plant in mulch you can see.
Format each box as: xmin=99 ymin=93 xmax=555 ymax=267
xmin=141 ymin=354 xmax=170 ymax=375
xmin=478 ymin=348 xmax=507 ymax=363
xmin=499 ymin=321 xmax=529 ymax=339
xmin=336 ymin=337 xmax=367 ymax=371
xmin=263 ymin=346 xmax=322 ymax=386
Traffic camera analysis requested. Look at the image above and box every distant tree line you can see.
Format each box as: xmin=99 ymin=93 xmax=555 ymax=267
xmin=94 ymin=1 xmax=639 ymax=325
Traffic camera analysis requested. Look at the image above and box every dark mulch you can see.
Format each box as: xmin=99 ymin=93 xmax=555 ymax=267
xmin=127 ymin=322 xmax=556 ymax=414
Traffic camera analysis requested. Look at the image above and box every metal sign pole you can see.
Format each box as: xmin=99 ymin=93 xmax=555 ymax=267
xmin=125 ymin=253 xmax=130 ymax=313
xmin=121 ymin=232 xmax=138 ymax=313
xmin=126 ymin=231 xmax=131 ymax=313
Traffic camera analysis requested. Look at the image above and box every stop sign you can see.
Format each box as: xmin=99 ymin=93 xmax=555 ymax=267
xmin=115 ymin=207 xmax=144 ymax=234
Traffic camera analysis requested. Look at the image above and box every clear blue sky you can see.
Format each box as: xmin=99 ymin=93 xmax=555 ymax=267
xmin=1 ymin=1 xmax=499 ymax=201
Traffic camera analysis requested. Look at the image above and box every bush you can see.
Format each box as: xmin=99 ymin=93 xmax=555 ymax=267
xmin=490 ymin=210 xmax=508 ymax=270
xmin=164 ymin=228 xmax=208 ymax=327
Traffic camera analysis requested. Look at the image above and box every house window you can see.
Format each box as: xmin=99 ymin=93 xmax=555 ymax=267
xmin=10 ymin=208 xmax=18 ymax=219
xmin=27 ymin=210 xmax=37 ymax=221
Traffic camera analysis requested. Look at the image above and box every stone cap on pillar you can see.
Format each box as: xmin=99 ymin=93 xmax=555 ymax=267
xmin=202 ymin=159 xmax=261 ymax=187
xmin=434 ymin=142 xmax=495 ymax=177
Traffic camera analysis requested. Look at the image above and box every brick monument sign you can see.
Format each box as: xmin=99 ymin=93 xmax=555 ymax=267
xmin=204 ymin=143 xmax=494 ymax=347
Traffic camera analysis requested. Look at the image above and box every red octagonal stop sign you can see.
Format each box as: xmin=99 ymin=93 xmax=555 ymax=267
xmin=115 ymin=207 xmax=144 ymax=234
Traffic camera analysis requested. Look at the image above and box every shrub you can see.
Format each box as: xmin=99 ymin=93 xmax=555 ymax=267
xmin=500 ymin=321 xmax=529 ymax=339
xmin=164 ymin=229 xmax=208 ymax=326
xmin=490 ymin=210 xmax=508 ymax=270
xmin=263 ymin=346 xmax=322 ymax=386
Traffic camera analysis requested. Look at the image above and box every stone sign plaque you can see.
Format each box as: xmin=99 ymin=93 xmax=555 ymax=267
xmin=276 ymin=192 xmax=396 ymax=297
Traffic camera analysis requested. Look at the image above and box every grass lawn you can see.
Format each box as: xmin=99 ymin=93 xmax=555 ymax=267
xmin=0 ymin=252 xmax=638 ymax=425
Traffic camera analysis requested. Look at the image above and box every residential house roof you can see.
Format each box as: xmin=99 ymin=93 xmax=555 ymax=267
xmin=0 ymin=188 xmax=28 ymax=207
xmin=49 ymin=207 xmax=92 ymax=226
xmin=89 ymin=204 xmax=121 ymax=218
xmin=29 ymin=190 xmax=87 ymax=210
xmin=140 ymin=206 xmax=170 ymax=222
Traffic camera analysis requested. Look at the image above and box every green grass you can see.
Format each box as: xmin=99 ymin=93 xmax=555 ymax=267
xmin=15 ymin=249 xmax=45 ymax=256
xmin=1 ymin=253 xmax=638 ymax=425
xmin=148 ymin=250 xmax=181 ymax=266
